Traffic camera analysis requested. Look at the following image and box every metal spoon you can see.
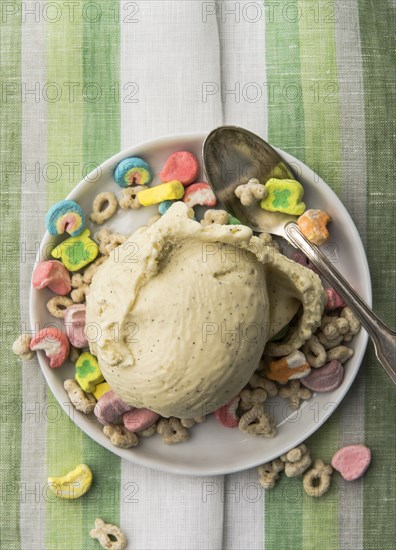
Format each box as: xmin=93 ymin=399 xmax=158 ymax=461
xmin=203 ymin=125 xmax=396 ymax=385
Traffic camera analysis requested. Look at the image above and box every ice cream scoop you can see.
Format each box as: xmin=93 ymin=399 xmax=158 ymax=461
xmin=86 ymin=202 xmax=325 ymax=418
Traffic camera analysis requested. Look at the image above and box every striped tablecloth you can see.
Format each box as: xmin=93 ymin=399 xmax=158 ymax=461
xmin=1 ymin=1 xmax=395 ymax=549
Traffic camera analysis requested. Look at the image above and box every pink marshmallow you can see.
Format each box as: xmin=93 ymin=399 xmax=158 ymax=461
xmin=159 ymin=151 xmax=199 ymax=186
xmin=325 ymin=288 xmax=347 ymax=310
xmin=94 ymin=390 xmax=134 ymax=425
xmin=213 ymin=396 xmax=240 ymax=428
xmin=122 ymin=408 xmax=159 ymax=433
xmin=32 ymin=260 xmax=71 ymax=295
xmin=331 ymin=444 xmax=371 ymax=481
xmin=182 ymin=183 xmax=217 ymax=208
xmin=301 ymin=360 xmax=344 ymax=392
xmin=64 ymin=304 xmax=87 ymax=348
xmin=30 ymin=327 xmax=70 ymax=368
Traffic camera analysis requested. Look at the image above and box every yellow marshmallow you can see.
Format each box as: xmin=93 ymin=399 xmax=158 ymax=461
xmin=48 ymin=463 xmax=93 ymax=499
xmin=51 ymin=228 xmax=98 ymax=271
xmin=93 ymin=381 xmax=111 ymax=400
xmin=137 ymin=180 xmax=184 ymax=206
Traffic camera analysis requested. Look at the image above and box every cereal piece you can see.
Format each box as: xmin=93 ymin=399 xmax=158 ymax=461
xmin=301 ymin=359 xmax=344 ymax=392
xmin=303 ymin=459 xmax=333 ymax=497
xmin=46 ymin=295 xmax=74 ymax=319
xmin=278 ymin=380 xmax=312 ymax=410
xmin=249 ymin=373 xmax=278 ymax=397
xmin=258 ymin=232 xmax=281 ymax=251
xmin=325 ymin=288 xmax=346 ymax=311
xmin=45 ymin=199 xmax=84 ymax=237
xmin=51 ymin=228 xmax=98 ymax=271
xmin=239 ymin=388 xmax=267 ymax=412
xmin=75 ymin=352 xmax=104 ymax=393
xmin=261 ymin=178 xmax=306 ymax=216
xmin=159 ymin=151 xmax=199 ymax=185
xmin=122 ymin=408 xmax=159 ymax=432
xmin=326 ymin=345 xmax=353 ymax=364
xmin=94 ymin=390 xmax=133 ymax=425
xmin=138 ymin=180 xmax=184 ymax=206
xmin=103 ymin=425 xmax=139 ymax=448
xmin=213 ymin=396 xmax=240 ymax=428
xmin=266 ymin=350 xmax=311 ymax=384
xmin=114 ymin=156 xmax=153 ymax=188
xmin=70 ymin=274 xmax=89 ymax=303
xmin=235 ymin=178 xmax=268 ymax=206
xmin=297 ymin=209 xmax=331 ymax=245
xmin=228 ymin=214 xmax=241 ymax=225
xmin=280 ymin=444 xmax=312 ymax=477
xmin=30 ymin=327 xmax=69 ymax=368
xmin=48 ymin=463 xmax=92 ymax=500
xmin=238 ymin=404 xmax=276 ymax=437
xmin=119 ymin=185 xmax=147 ymax=209
xmin=157 ymin=417 xmax=190 ymax=444
xmin=93 ymin=381 xmax=111 ymax=401
xmin=64 ymin=379 xmax=96 ymax=414
xmin=64 ymin=304 xmax=87 ymax=348
xmin=317 ymin=317 xmax=349 ymax=350
xmin=82 ymin=256 xmax=107 ymax=284
xmin=158 ymin=199 xmax=175 ymax=215
xmin=303 ymin=335 xmax=327 ymax=368
xmin=180 ymin=416 xmax=206 ymax=427
xmin=200 ymin=209 xmax=229 ymax=226
xmin=90 ymin=518 xmax=127 ymax=550
xmin=138 ymin=423 xmax=158 ymax=437
xmin=182 ymin=182 xmax=217 ymax=208
xmin=32 ymin=260 xmax=71 ymax=295
xmin=340 ymin=306 xmax=361 ymax=341
xmin=258 ymin=458 xmax=284 ymax=489
xmin=12 ymin=334 xmax=35 ymax=360
xmin=95 ymin=228 xmax=127 ymax=256
xmin=331 ymin=444 xmax=371 ymax=481
xmin=90 ymin=192 xmax=118 ymax=225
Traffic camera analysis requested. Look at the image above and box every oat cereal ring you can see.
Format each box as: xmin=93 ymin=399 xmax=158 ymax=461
xmin=239 ymin=388 xmax=268 ymax=412
xmin=235 ymin=178 xmax=268 ymax=206
xmin=137 ymin=423 xmax=158 ymax=437
xmin=157 ymin=417 xmax=190 ymax=444
xmin=90 ymin=518 xmax=127 ymax=550
xmin=258 ymin=458 xmax=284 ymax=489
xmin=12 ymin=334 xmax=35 ymax=360
xmin=281 ymin=444 xmax=312 ymax=477
xmin=70 ymin=274 xmax=90 ymax=303
xmin=119 ymin=185 xmax=148 ymax=209
xmin=278 ymin=380 xmax=312 ymax=410
xmin=317 ymin=317 xmax=349 ymax=349
xmin=303 ymin=335 xmax=327 ymax=368
xmin=82 ymin=255 xmax=107 ymax=284
xmin=238 ymin=404 xmax=276 ymax=437
xmin=340 ymin=306 xmax=361 ymax=341
xmin=303 ymin=459 xmax=333 ymax=498
xmin=96 ymin=228 xmax=127 ymax=256
xmin=103 ymin=425 xmax=139 ymax=449
xmin=326 ymin=345 xmax=354 ymax=364
xmin=47 ymin=295 xmax=74 ymax=318
xmin=64 ymin=379 xmax=96 ymax=414
xmin=90 ymin=192 xmax=118 ymax=224
xmin=249 ymin=373 xmax=278 ymax=397
xmin=200 ymin=209 xmax=229 ymax=226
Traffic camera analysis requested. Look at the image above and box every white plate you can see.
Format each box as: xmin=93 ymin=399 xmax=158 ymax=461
xmin=30 ymin=133 xmax=371 ymax=476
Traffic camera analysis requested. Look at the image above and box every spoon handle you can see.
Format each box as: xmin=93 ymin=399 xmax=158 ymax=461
xmin=285 ymin=222 xmax=396 ymax=385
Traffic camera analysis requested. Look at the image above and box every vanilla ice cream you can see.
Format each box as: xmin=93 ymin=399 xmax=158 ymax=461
xmin=86 ymin=202 xmax=325 ymax=418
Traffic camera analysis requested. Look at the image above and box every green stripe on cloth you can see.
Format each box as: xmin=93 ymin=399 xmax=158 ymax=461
xmin=46 ymin=8 xmax=85 ymax=550
xmin=358 ymin=1 xmax=396 ymax=548
xmin=298 ymin=2 xmax=341 ymax=548
xmin=82 ymin=1 xmax=121 ymax=545
xmin=264 ymin=6 xmax=305 ymax=550
xmin=0 ymin=3 xmax=22 ymax=549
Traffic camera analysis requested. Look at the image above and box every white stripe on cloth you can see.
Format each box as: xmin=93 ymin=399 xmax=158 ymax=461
xmin=216 ymin=5 xmax=267 ymax=548
xmin=120 ymin=2 xmax=224 ymax=549
xmin=335 ymin=2 xmax=367 ymax=549
xmin=19 ymin=10 xmax=48 ymax=550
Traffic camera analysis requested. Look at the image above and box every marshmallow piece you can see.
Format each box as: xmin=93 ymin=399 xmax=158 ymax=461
xmin=267 ymin=350 xmax=311 ymax=384
xmin=114 ymin=157 xmax=153 ymax=188
xmin=298 ymin=209 xmax=331 ymax=245
xmin=64 ymin=304 xmax=87 ymax=348
xmin=301 ymin=360 xmax=344 ymax=392
xmin=159 ymin=151 xmax=199 ymax=185
xmin=182 ymin=182 xmax=217 ymax=208
xmin=331 ymin=444 xmax=371 ymax=481
xmin=51 ymin=228 xmax=99 ymax=272
xmin=122 ymin=408 xmax=159 ymax=432
xmin=213 ymin=396 xmax=240 ymax=428
xmin=94 ymin=390 xmax=134 ymax=425
xmin=93 ymin=381 xmax=111 ymax=401
xmin=45 ymin=199 xmax=85 ymax=237
xmin=75 ymin=352 xmax=104 ymax=393
xmin=261 ymin=178 xmax=306 ymax=215
xmin=30 ymin=327 xmax=70 ymax=368
xmin=32 ymin=260 xmax=71 ymax=295
xmin=137 ymin=180 xmax=184 ymax=206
